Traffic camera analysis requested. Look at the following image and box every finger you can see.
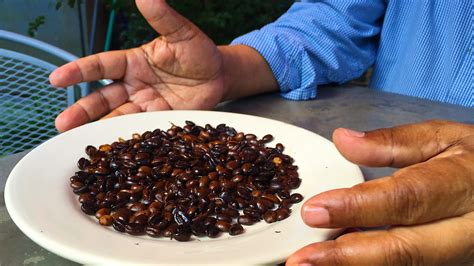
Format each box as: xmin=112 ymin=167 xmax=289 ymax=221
xmin=49 ymin=50 xmax=127 ymax=87
xmin=136 ymin=0 xmax=198 ymax=42
xmin=55 ymin=83 xmax=130 ymax=132
xmin=301 ymin=152 xmax=474 ymax=227
xmin=287 ymin=212 xmax=474 ymax=266
xmin=332 ymin=120 xmax=473 ymax=167
xmin=100 ymin=102 xmax=143 ymax=120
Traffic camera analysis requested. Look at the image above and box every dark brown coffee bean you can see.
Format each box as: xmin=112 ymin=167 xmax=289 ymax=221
xmin=276 ymin=208 xmax=291 ymax=221
xmin=191 ymin=221 xmax=207 ymax=236
xmin=229 ymin=224 xmax=244 ymax=235
xmin=262 ymin=134 xmax=274 ymax=143
xmin=173 ymin=208 xmax=190 ymax=225
xmin=290 ymin=193 xmax=304 ymax=203
xmin=81 ymin=203 xmax=98 ymax=215
xmin=77 ymin=157 xmax=90 ymax=170
xmin=231 ymin=175 xmax=244 ymax=183
xmin=255 ymin=199 xmax=269 ymax=214
xmin=237 ymin=186 xmax=251 ymax=200
xmin=263 ymin=211 xmax=278 ymax=223
xmin=215 ymin=221 xmax=231 ymax=232
xmin=221 ymin=208 xmax=239 ymax=218
xmin=71 ymin=181 xmax=84 ymax=190
xmin=111 ymin=208 xmax=132 ymax=223
xmin=162 ymin=223 xmax=178 ymax=237
xmin=208 ymin=181 xmax=220 ymax=191
xmin=203 ymin=216 xmax=217 ymax=227
xmin=216 ymin=213 xmax=232 ymax=223
xmin=130 ymin=213 xmax=148 ymax=225
xmin=206 ymin=225 xmax=220 ymax=238
xmin=275 ymin=143 xmax=284 ymax=153
xmin=112 ymin=220 xmax=126 ymax=232
xmin=262 ymin=193 xmax=280 ymax=204
xmin=125 ymin=223 xmax=145 ymax=235
xmin=238 ymin=215 xmax=255 ymax=225
xmin=148 ymin=201 xmax=163 ymax=214
xmin=173 ymin=231 xmax=192 ymax=242
xmin=145 ymin=226 xmax=161 ymax=237
xmin=85 ymin=145 xmax=97 ymax=156
xmin=78 ymin=193 xmax=94 ymax=204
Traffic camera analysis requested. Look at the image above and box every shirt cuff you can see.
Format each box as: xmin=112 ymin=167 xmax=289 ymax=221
xmin=231 ymin=30 xmax=317 ymax=101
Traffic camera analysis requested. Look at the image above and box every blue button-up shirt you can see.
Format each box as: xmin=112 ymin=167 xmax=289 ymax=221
xmin=232 ymin=0 xmax=474 ymax=107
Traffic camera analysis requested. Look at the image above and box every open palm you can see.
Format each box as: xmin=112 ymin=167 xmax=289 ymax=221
xmin=50 ymin=0 xmax=224 ymax=132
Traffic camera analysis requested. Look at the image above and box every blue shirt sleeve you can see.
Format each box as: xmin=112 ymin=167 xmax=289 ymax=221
xmin=231 ymin=0 xmax=386 ymax=100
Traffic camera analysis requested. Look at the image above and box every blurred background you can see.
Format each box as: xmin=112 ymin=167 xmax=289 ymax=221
xmin=2 ymin=0 xmax=294 ymax=58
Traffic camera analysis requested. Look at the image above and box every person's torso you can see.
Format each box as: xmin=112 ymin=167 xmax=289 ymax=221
xmin=370 ymin=0 xmax=474 ymax=107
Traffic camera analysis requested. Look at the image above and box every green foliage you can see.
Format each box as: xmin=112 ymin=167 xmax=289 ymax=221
xmin=28 ymin=1 xmax=294 ymax=48
xmin=27 ymin=16 xmax=46 ymax=37
xmin=111 ymin=0 xmax=294 ymax=49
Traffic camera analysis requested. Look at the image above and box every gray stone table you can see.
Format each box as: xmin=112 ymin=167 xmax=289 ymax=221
xmin=1 ymin=85 xmax=473 ymax=265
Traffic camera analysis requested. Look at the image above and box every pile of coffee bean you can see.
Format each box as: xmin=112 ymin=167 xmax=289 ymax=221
xmin=70 ymin=121 xmax=302 ymax=241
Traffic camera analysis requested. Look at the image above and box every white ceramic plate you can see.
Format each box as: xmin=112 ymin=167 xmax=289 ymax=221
xmin=5 ymin=111 xmax=363 ymax=265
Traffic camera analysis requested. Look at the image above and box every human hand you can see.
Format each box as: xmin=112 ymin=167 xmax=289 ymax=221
xmin=49 ymin=0 xmax=224 ymax=132
xmin=50 ymin=0 xmax=277 ymax=132
xmin=287 ymin=120 xmax=474 ymax=265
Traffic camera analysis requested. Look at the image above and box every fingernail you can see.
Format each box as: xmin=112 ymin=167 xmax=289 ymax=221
xmin=344 ymin=128 xmax=365 ymax=138
xmin=302 ymin=206 xmax=330 ymax=227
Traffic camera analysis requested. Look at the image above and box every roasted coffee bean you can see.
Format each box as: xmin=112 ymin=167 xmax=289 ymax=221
xmin=148 ymin=201 xmax=163 ymax=214
xmin=238 ymin=215 xmax=255 ymax=225
xmin=261 ymin=193 xmax=280 ymax=204
xmin=85 ymin=145 xmax=97 ymax=156
xmin=191 ymin=221 xmax=207 ymax=236
xmin=236 ymin=186 xmax=251 ymax=200
xmin=173 ymin=208 xmax=190 ymax=225
xmin=173 ymin=231 xmax=192 ymax=242
xmin=130 ymin=212 xmax=149 ymax=225
xmin=95 ymin=208 xmax=111 ymax=219
xmin=221 ymin=208 xmax=239 ymax=218
xmin=81 ymin=203 xmax=98 ymax=215
xmin=163 ymin=223 xmax=178 ymax=237
xmin=231 ymin=175 xmax=244 ymax=183
xmin=71 ymin=181 xmax=84 ymax=190
xmin=290 ymin=193 xmax=304 ymax=203
xmin=255 ymin=199 xmax=270 ymax=214
xmin=71 ymin=122 xmax=302 ymax=241
xmin=229 ymin=224 xmax=244 ymax=235
xmin=216 ymin=213 xmax=232 ymax=223
xmin=276 ymin=208 xmax=291 ymax=221
xmin=112 ymin=220 xmax=126 ymax=232
xmin=206 ymin=225 xmax=220 ymax=238
xmin=99 ymin=215 xmax=113 ymax=226
xmin=203 ymin=217 xmax=217 ymax=227
xmin=111 ymin=208 xmax=133 ymax=223
xmin=275 ymin=143 xmax=284 ymax=153
xmin=145 ymin=226 xmax=161 ymax=237
xmin=125 ymin=223 xmax=145 ymax=235
xmin=262 ymin=134 xmax=274 ymax=143
xmin=78 ymin=193 xmax=94 ymax=204
xmin=263 ymin=211 xmax=278 ymax=223
xmin=215 ymin=221 xmax=231 ymax=232
xmin=77 ymin=157 xmax=90 ymax=170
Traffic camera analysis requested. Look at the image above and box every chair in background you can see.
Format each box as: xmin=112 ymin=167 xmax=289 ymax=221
xmin=0 ymin=30 xmax=109 ymax=157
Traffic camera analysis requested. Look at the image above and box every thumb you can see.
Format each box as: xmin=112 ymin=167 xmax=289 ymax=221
xmin=136 ymin=0 xmax=198 ymax=42
xmin=332 ymin=120 xmax=470 ymax=167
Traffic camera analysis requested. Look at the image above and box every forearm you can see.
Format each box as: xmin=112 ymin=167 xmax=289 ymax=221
xmin=219 ymin=45 xmax=278 ymax=101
